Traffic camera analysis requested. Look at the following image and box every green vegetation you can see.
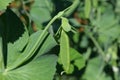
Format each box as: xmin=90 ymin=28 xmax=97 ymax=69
xmin=0 ymin=0 xmax=120 ymax=80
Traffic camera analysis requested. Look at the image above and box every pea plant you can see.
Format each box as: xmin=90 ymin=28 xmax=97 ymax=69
xmin=0 ymin=0 xmax=120 ymax=80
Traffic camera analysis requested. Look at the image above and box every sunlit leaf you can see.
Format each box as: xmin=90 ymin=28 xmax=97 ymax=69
xmin=70 ymin=48 xmax=85 ymax=70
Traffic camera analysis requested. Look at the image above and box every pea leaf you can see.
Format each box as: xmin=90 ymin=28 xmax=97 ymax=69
xmin=1 ymin=55 xmax=57 ymax=80
xmin=7 ymin=28 xmax=29 ymax=67
xmin=70 ymin=48 xmax=85 ymax=70
xmin=7 ymin=30 xmax=57 ymax=70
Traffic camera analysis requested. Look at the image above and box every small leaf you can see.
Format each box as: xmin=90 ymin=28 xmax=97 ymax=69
xmin=70 ymin=48 xmax=85 ymax=70
xmin=2 ymin=55 xmax=57 ymax=80
xmin=61 ymin=17 xmax=71 ymax=32
xmin=0 ymin=0 xmax=13 ymax=10
xmin=60 ymin=30 xmax=70 ymax=73
xmin=84 ymin=0 xmax=91 ymax=18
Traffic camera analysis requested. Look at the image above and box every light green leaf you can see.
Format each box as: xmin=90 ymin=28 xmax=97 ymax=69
xmin=0 ymin=0 xmax=13 ymax=10
xmin=84 ymin=0 xmax=91 ymax=18
xmin=73 ymin=32 xmax=80 ymax=43
xmin=70 ymin=48 xmax=85 ymax=70
xmin=61 ymin=17 xmax=71 ymax=32
xmin=2 ymin=55 xmax=57 ymax=80
xmin=60 ymin=30 xmax=70 ymax=73
xmin=67 ymin=64 xmax=74 ymax=74
xmin=7 ymin=28 xmax=29 ymax=68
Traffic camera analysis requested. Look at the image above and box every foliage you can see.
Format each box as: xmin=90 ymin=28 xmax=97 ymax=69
xmin=0 ymin=0 xmax=120 ymax=80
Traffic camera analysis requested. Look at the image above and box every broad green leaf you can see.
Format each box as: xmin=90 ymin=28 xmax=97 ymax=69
xmin=61 ymin=17 xmax=71 ymax=32
xmin=30 ymin=0 xmax=53 ymax=27
xmin=7 ymin=30 xmax=47 ymax=70
xmin=7 ymin=28 xmax=29 ymax=67
xmin=60 ymin=30 xmax=70 ymax=73
xmin=9 ymin=27 xmax=29 ymax=51
xmin=7 ymin=30 xmax=56 ymax=71
xmin=0 ymin=0 xmax=13 ymax=10
xmin=2 ymin=55 xmax=57 ymax=80
xmin=82 ymin=57 xmax=112 ymax=80
xmin=70 ymin=48 xmax=85 ymax=70
xmin=84 ymin=0 xmax=91 ymax=18
xmin=35 ymin=34 xmax=57 ymax=58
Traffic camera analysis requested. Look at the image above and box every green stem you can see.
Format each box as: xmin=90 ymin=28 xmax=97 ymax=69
xmin=64 ymin=0 xmax=80 ymax=17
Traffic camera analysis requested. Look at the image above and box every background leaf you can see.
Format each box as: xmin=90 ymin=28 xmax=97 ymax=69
xmin=30 ymin=0 xmax=53 ymax=28
xmin=70 ymin=48 xmax=85 ymax=70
